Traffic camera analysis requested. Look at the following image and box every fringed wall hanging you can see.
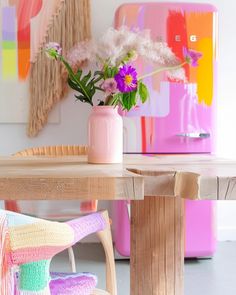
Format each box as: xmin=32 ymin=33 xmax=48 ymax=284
xmin=28 ymin=0 xmax=91 ymax=137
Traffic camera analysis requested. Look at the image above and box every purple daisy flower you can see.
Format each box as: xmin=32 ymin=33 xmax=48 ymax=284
xmin=115 ymin=65 xmax=138 ymax=93
xmin=183 ymin=47 xmax=203 ymax=67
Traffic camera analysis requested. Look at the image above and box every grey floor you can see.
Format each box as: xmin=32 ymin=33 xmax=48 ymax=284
xmin=50 ymin=242 xmax=236 ymax=295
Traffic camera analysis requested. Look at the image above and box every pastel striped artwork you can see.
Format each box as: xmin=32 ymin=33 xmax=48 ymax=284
xmin=1 ymin=0 xmax=43 ymax=81
xmin=2 ymin=6 xmax=17 ymax=79
xmin=0 ymin=0 xmax=60 ymax=123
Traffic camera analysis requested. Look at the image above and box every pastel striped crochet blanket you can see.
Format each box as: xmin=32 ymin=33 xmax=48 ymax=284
xmin=0 ymin=209 xmax=106 ymax=294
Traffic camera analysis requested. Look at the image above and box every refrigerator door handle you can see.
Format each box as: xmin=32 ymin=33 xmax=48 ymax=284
xmin=176 ymin=132 xmax=210 ymax=139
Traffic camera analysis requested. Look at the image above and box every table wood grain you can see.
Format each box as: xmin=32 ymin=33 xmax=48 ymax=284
xmin=1 ymin=153 xmax=236 ymax=295
xmin=0 ymin=154 xmax=236 ymax=200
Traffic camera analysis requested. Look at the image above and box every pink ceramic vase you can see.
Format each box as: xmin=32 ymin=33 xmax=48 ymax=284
xmin=88 ymin=106 xmax=123 ymax=164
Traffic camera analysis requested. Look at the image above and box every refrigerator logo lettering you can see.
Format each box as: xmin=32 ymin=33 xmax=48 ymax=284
xmin=175 ymin=35 xmax=198 ymax=42
xmin=175 ymin=35 xmax=181 ymax=42
xmin=190 ymin=35 xmax=197 ymax=42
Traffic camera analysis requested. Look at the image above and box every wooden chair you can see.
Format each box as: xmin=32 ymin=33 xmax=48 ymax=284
xmin=0 ymin=209 xmax=117 ymax=295
xmin=14 ymin=145 xmax=88 ymax=157
xmin=4 ymin=146 xmax=117 ymax=295
xmin=5 ymin=145 xmax=97 ymax=273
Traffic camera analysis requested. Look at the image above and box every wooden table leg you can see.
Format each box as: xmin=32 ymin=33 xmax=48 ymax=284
xmin=131 ymin=196 xmax=184 ymax=295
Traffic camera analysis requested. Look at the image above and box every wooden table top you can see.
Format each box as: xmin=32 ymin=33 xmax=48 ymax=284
xmin=0 ymin=154 xmax=236 ymax=200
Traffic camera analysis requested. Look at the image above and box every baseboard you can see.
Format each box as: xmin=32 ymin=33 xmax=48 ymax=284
xmin=217 ymin=227 xmax=236 ymax=241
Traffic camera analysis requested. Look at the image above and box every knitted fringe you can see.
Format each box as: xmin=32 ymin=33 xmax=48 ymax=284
xmin=0 ymin=212 xmax=13 ymax=295
xmin=28 ymin=0 xmax=91 ymax=137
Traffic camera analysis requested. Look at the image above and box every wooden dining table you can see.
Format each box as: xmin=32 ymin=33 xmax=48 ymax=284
xmin=1 ymin=154 xmax=236 ymax=295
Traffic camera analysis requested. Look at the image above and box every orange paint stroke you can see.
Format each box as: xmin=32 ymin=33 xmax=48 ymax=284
xmin=185 ymin=12 xmax=214 ymax=105
xmin=12 ymin=0 xmax=43 ymax=80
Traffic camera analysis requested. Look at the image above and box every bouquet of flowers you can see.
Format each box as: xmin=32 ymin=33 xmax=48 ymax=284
xmin=45 ymin=27 xmax=202 ymax=111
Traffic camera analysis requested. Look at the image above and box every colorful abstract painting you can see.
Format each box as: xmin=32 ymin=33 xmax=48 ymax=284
xmin=115 ymin=3 xmax=218 ymax=153
xmin=0 ymin=0 xmax=61 ymax=123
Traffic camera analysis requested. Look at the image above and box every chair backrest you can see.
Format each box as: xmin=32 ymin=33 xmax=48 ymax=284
xmin=5 ymin=145 xmax=97 ymax=217
xmin=14 ymin=145 xmax=88 ymax=157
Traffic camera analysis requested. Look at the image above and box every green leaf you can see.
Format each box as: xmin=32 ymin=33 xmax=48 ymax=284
xmin=76 ymin=69 xmax=82 ymax=79
xmin=107 ymin=93 xmax=123 ymax=106
xmin=103 ymin=64 xmax=109 ymax=79
xmin=112 ymin=93 xmax=122 ymax=104
xmin=75 ymin=94 xmax=91 ymax=104
xmin=107 ymin=68 xmax=112 ymax=78
xmin=122 ymin=91 xmax=137 ymax=111
xmin=104 ymin=66 xmax=118 ymax=79
xmin=61 ymin=57 xmax=96 ymax=105
xmin=111 ymin=67 xmax=119 ymax=77
xmin=82 ymin=71 xmax=92 ymax=84
xmin=68 ymin=78 xmax=81 ymax=92
xmin=94 ymin=70 xmax=104 ymax=76
xmin=92 ymin=72 xmax=104 ymax=84
xmin=138 ymin=81 xmax=149 ymax=103
xmin=67 ymin=69 xmax=103 ymax=106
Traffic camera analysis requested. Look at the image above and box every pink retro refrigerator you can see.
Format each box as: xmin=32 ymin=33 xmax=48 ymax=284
xmin=113 ymin=2 xmax=218 ymax=258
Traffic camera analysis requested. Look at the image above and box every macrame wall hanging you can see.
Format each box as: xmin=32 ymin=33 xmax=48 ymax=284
xmin=28 ymin=0 xmax=91 ymax=137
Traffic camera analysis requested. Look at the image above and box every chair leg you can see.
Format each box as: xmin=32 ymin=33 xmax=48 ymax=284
xmin=68 ymin=246 xmax=76 ymax=273
xmin=97 ymin=211 xmax=117 ymax=295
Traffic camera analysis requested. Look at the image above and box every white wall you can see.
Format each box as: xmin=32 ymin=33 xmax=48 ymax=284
xmin=0 ymin=0 xmax=236 ymax=240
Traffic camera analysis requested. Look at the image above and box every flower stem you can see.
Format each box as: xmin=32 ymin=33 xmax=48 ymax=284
xmin=138 ymin=62 xmax=187 ymax=80
xmin=105 ymin=95 xmax=114 ymax=105
xmin=105 ymin=94 xmax=120 ymax=106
